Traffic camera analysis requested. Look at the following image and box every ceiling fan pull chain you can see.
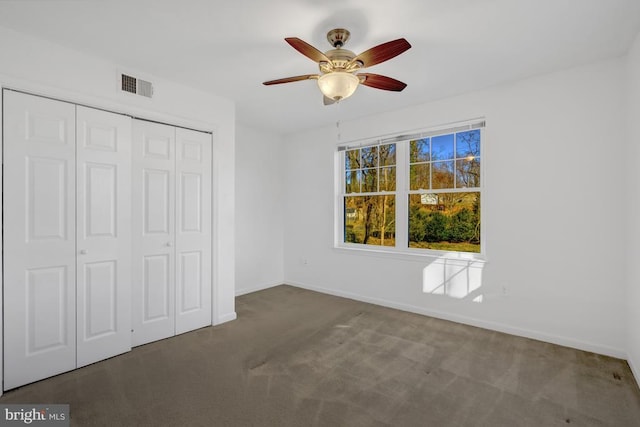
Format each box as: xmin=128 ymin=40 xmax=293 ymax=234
xmin=335 ymin=99 xmax=344 ymax=142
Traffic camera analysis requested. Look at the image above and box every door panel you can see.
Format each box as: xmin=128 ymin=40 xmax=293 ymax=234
xmin=85 ymin=163 xmax=117 ymax=237
xmin=175 ymin=128 xmax=211 ymax=334
xmin=180 ymin=173 xmax=202 ymax=232
xmin=179 ymin=251 xmax=202 ymax=313
xmin=26 ymin=266 xmax=69 ymax=354
xmin=83 ymin=261 xmax=117 ymax=339
xmin=144 ymin=169 xmax=171 ymax=234
xmin=76 ymin=106 xmax=132 ymax=368
xmin=25 ymin=112 xmax=69 ymax=145
xmin=143 ymin=254 xmax=171 ymax=321
xmin=27 ymin=157 xmax=68 ymax=240
xmin=145 ymin=136 xmax=171 ymax=159
xmin=132 ymin=120 xmax=176 ymax=346
xmin=3 ymin=91 xmax=76 ymax=390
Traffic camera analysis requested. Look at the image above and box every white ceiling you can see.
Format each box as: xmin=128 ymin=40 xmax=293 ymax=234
xmin=1 ymin=0 xmax=639 ymax=135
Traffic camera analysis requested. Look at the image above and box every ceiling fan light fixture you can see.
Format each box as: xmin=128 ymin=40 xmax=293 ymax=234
xmin=317 ymin=72 xmax=359 ymax=101
xmin=263 ymin=29 xmax=411 ymax=104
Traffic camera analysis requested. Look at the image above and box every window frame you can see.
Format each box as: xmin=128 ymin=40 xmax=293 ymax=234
xmin=335 ymin=119 xmax=486 ymax=260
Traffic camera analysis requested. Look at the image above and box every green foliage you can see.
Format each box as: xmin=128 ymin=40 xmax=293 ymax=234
xmin=424 ymin=211 xmax=449 ymax=242
xmin=448 ymin=208 xmax=475 ymax=242
xmin=408 ymin=200 xmax=481 ymax=249
xmin=345 ymin=224 xmax=358 ymax=243
xmin=408 ymin=205 xmax=427 ymax=242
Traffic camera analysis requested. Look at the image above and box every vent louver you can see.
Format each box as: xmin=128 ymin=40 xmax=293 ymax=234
xmin=120 ymin=73 xmax=154 ymax=98
xmin=137 ymin=79 xmax=153 ymax=98
xmin=121 ymin=74 xmax=137 ymax=94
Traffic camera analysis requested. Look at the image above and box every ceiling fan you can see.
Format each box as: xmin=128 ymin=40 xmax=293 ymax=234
xmin=263 ymin=28 xmax=411 ymax=105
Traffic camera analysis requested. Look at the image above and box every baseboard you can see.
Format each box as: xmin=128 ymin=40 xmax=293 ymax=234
xmin=628 ymin=355 xmax=640 ymax=390
xmin=235 ymin=281 xmax=282 ymax=297
xmin=285 ymin=280 xmax=627 ymax=359
xmin=215 ymin=311 xmax=237 ymax=325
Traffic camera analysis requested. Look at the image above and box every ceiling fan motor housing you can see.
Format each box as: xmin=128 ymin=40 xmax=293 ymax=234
xmin=327 ymin=28 xmax=350 ymax=48
xmin=320 ymin=49 xmax=358 ymax=73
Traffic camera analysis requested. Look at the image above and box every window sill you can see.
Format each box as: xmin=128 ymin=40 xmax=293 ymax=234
xmin=333 ymin=243 xmax=487 ymax=264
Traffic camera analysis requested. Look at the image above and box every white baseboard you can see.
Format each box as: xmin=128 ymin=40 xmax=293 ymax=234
xmin=235 ymin=281 xmax=282 ymax=297
xmin=285 ymin=280 xmax=627 ymax=360
xmin=215 ymin=311 xmax=237 ymax=325
xmin=628 ymin=355 xmax=640 ymax=390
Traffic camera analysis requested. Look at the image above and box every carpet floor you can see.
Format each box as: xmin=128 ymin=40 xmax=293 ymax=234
xmin=2 ymin=285 xmax=640 ymax=426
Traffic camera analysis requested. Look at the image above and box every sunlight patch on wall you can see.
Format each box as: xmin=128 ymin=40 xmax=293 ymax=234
xmin=422 ymin=257 xmax=484 ymax=301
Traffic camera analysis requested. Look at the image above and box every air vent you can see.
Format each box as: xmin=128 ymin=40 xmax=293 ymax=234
xmin=121 ymin=74 xmax=137 ymax=93
xmin=120 ymin=73 xmax=154 ymax=98
xmin=137 ymin=79 xmax=153 ymax=98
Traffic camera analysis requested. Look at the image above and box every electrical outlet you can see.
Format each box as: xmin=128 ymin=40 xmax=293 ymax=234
xmin=301 ymin=258 xmax=308 ymax=265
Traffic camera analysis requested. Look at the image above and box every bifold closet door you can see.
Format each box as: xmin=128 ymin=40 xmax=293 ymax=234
xmin=75 ymin=106 xmax=132 ymax=368
xmin=3 ymin=91 xmax=133 ymax=390
xmin=132 ymin=120 xmax=176 ymax=346
xmin=131 ymin=121 xmax=212 ymax=347
xmin=3 ymin=91 xmax=77 ymax=390
xmin=175 ymin=128 xmax=212 ymax=334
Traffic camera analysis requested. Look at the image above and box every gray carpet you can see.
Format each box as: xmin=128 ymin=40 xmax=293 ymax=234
xmin=2 ymin=285 xmax=640 ymax=426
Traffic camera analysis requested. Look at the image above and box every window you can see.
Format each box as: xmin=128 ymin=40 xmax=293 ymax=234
xmin=344 ymin=143 xmax=397 ymax=246
xmin=338 ymin=121 xmax=483 ymax=255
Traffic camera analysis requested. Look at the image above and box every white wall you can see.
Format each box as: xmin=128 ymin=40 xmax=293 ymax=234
xmin=283 ymin=56 xmax=628 ymax=358
xmin=626 ymin=32 xmax=640 ymax=384
xmin=0 ymin=25 xmax=237 ymax=394
xmin=235 ymin=125 xmax=285 ymax=295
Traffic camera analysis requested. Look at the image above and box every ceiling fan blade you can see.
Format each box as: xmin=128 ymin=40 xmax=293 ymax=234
xmin=263 ymin=74 xmax=319 ymax=85
xmin=358 ymin=73 xmax=407 ymax=91
xmin=351 ymin=38 xmax=411 ymax=68
xmin=323 ymin=96 xmax=336 ymax=106
xmin=285 ymin=37 xmax=331 ymax=63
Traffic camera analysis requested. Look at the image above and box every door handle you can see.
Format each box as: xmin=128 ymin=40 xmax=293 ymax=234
xmin=166 ymin=242 xmax=173 ymax=247
xmin=80 ymin=249 xmax=88 ymax=255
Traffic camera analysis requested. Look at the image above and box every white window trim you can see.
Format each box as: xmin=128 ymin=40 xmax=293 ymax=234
xmin=334 ymin=119 xmax=486 ymax=261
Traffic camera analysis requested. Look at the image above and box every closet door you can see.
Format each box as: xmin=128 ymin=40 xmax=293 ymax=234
xmin=76 ymin=106 xmax=132 ymax=367
xmin=3 ymin=91 xmax=76 ymax=389
xmin=132 ymin=120 xmax=176 ymax=346
xmin=175 ymin=128 xmax=212 ymax=334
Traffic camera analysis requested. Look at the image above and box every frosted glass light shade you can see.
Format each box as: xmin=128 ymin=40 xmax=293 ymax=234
xmin=317 ymin=72 xmax=359 ymax=101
